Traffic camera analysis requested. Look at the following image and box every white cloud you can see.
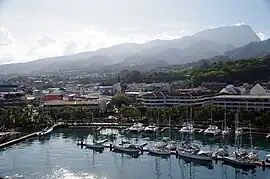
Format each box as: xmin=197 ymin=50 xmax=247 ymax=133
xmin=37 ymin=34 xmax=56 ymax=47
xmin=234 ymin=22 xmax=246 ymax=26
xmin=0 ymin=26 xmax=188 ymax=64
xmin=257 ymin=32 xmax=266 ymax=41
xmin=0 ymin=26 xmax=16 ymax=45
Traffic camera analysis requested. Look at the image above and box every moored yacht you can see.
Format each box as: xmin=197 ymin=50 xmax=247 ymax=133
xmin=177 ymin=149 xmax=213 ymax=162
xmin=221 ymin=127 xmax=232 ymax=136
xmin=166 ymin=141 xmax=177 ymax=151
xmin=235 ymin=127 xmax=244 ymax=136
xmin=144 ymin=124 xmax=159 ymax=133
xmin=85 ymin=143 xmax=104 ymax=151
xmin=179 ymin=123 xmax=195 ymax=134
xmin=113 ymin=144 xmax=141 ymax=155
xmin=148 ymin=147 xmax=171 ymax=157
xmin=204 ymin=125 xmax=221 ymax=136
xmin=128 ymin=123 xmax=144 ymax=132
xmin=222 ymin=156 xmax=257 ymax=168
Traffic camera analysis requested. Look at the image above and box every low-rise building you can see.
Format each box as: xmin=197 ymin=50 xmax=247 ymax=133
xmin=141 ymin=88 xmax=214 ymax=108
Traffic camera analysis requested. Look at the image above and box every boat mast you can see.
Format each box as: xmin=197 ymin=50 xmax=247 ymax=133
xmin=250 ymin=121 xmax=253 ymax=150
xmin=224 ymin=103 xmax=227 ymax=130
xmin=234 ymin=110 xmax=238 ymax=152
xmin=169 ymin=112 xmax=171 ymax=142
xmin=191 ymin=106 xmax=194 ymax=141
xmin=247 ymin=101 xmax=253 ymax=150
xmin=92 ymin=112 xmax=95 ymax=143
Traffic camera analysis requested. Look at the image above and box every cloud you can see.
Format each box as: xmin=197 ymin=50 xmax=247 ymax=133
xmin=234 ymin=22 xmax=246 ymax=26
xmin=63 ymin=41 xmax=77 ymax=55
xmin=257 ymin=33 xmax=266 ymax=41
xmin=119 ymin=26 xmax=142 ymax=32
xmin=37 ymin=34 xmax=56 ymax=47
xmin=0 ymin=26 xmax=16 ymax=45
xmin=0 ymin=26 xmax=188 ymax=64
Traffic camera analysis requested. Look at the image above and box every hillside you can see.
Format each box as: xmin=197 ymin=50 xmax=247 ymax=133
xmin=225 ymin=39 xmax=270 ymax=59
xmin=142 ymin=57 xmax=270 ymax=85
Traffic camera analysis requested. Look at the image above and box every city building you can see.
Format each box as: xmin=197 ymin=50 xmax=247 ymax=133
xmin=0 ymin=80 xmax=26 ymax=107
xmin=141 ymin=87 xmax=214 ymax=108
xmin=141 ymin=84 xmax=270 ymax=111
xmin=213 ymin=84 xmax=270 ymax=110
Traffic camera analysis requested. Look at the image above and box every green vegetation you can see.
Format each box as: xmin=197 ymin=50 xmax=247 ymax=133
xmin=120 ymin=57 xmax=270 ymax=86
xmin=1 ymin=105 xmax=270 ymax=134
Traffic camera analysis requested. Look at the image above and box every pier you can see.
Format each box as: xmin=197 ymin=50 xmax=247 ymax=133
xmin=0 ymin=132 xmax=37 ymax=149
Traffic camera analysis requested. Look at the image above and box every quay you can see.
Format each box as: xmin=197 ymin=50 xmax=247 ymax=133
xmin=0 ymin=132 xmax=37 ymax=149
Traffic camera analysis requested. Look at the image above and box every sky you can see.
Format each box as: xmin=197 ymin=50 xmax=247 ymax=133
xmin=0 ymin=0 xmax=270 ymax=64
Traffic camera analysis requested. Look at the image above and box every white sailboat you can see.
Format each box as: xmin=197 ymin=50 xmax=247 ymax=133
xmin=221 ymin=104 xmax=231 ymax=136
xmin=179 ymin=122 xmax=195 ymax=134
xmin=177 ymin=107 xmax=212 ymax=162
xmin=223 ymin=111 xmax=257 ymax=168
xmin=113 ymin=109 xmax=141 ymax=155
xmin=179 ymin=106 xmax=195 ymax=134
xmin=85 ymin=113 xmax=104 ymax=151
xmin=128 ymin=122 xmax=144 ymax=132
xmin=204 ymin=125 xmax=221 ymax=136
xmin=148 ymin=112 xmax=170 ymax=157
xmin=144 ymin=124 xmax=159 ymax=133
xmin=166 ymin=114 xmax=177 ymax=151
xmin=204 ymin=106 xmax=221 ymax=136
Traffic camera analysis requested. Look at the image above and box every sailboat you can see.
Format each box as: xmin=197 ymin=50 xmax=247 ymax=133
xmin=177 ymin=107 xmax=213 ymax=162
xmin=221 ymin=104 xmax=231 ymax=136
xmin=166 ymin=114 xmax=177 ymax=151
xmin=113 ymin=109 xmax=141 ymax=156
xmin=222 ymin=111 xmax=257 ymax=168
xmin=85 ymin=112 xmax=104 ymax=151
xmin=204 ymin=105 xmax=221 ymax=136
xmin=148 ymin=111 xmax=171 ymax=157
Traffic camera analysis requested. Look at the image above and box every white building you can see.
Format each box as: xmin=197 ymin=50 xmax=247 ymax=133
xmin=141 ymin=88 xmax=214 ymax=108
xmin=213 ymin=83 xmax=270 ymax=110
xmin=141 ymin=84 xmax=270 ymax=110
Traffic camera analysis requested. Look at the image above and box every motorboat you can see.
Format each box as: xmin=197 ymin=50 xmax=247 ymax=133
xmin=148 ymin=147 xmax=171 ymax=157
xmin=222 ymin=156 xmax=257 ymax=168
xmin=221 ymin=127 xmax=232 ymax=136
xmin=204 ymin=125 xmax=221 ymax=136
xmin=179 ymin=123 xmax=195 ymax=134
xmin=177 ymin=150 xmax=213 ymax=162
xmin=235 ymin=128 xmax=244 ymax=136
xmin=144 ymin=124 xmax=159 ymax=133
xmin=128 ymin=123 xmax=144 ymax=132
xmin=37 ymin=127 xmax=53 ymax=136
xmin=113 ymin=145 xmax=141 ymax=155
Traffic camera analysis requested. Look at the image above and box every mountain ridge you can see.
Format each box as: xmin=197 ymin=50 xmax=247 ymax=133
xmin=0 ymin=24 xmax=261 ymax=74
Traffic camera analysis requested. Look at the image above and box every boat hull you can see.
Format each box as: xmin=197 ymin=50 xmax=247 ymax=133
xmin=113 ymin=146 xmax=140 ymax=155
xmin=222 ymin=157 xmax=257 ymax=168
xmin=148 ymin=148 xmax=171 ymax=157
xmin=177 ymin=151 xmax=213 ymax=162
xmin=85 ymin=144 xmax=104 ymax=151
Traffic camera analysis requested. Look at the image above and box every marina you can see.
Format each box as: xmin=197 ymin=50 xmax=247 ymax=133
xmin=1 ymin=127 xmax=270 ymax=179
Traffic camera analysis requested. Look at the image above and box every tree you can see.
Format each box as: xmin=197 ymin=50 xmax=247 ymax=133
xmin=111 ymin=96 xmax=130 ymax=109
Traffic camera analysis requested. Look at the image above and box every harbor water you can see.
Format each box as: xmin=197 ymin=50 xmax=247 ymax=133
xmin=1 ymin=128 xmax=270 ymax=179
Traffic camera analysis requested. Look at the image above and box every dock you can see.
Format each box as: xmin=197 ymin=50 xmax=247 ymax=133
xmin=0 ymin=132 xmax=37 ymax=149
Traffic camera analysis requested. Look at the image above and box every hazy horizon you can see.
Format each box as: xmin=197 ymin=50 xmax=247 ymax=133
xmin=0 ymin=0 xmax=270 ymax=64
